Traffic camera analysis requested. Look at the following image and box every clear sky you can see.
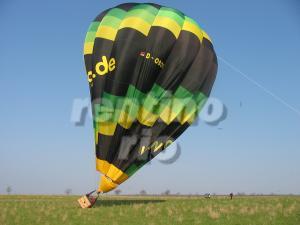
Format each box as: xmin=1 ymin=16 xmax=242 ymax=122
xmin=0 ymin=0 xmax=299 ymax=195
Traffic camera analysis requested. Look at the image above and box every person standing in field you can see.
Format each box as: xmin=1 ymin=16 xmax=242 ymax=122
xmin=230 ymin=193 xmax=233 ymax=200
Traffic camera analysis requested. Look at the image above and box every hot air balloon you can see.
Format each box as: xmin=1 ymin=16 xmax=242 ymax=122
xmin=79 ymin=2 xmax=217 ymax=207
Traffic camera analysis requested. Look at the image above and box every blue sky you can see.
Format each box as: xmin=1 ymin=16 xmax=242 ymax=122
xmin=0 ymin=0 xmax=299 ymax=195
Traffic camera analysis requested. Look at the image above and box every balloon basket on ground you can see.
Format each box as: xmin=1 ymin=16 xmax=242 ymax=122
xmin=77 ymin=191 xmax=99 ymax=208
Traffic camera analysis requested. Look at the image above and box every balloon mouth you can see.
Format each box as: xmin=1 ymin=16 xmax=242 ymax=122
xmin=98 ymin=175 xmax=118 ymax=193
xmin=95 ymin=159 xmax=129 ymax=192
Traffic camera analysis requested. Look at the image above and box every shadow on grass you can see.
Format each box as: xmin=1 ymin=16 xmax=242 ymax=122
xmin=94 ymin=199 xmax=165 ymax=207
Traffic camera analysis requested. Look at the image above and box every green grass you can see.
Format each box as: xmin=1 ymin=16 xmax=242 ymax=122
xmin=0 ymin=195 xmax=300 ymax=225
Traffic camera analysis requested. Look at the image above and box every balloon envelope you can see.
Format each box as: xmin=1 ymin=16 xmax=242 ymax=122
xmin=83 ymin=3 xmax=218 ymax=193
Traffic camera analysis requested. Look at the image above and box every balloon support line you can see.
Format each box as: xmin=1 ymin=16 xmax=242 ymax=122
xmin=218 ymin=56 xmax=300 ymax=118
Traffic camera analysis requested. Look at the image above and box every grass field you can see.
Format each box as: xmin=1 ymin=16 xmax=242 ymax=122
xmin=0 ymin=195 xmax=299 ymax=225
